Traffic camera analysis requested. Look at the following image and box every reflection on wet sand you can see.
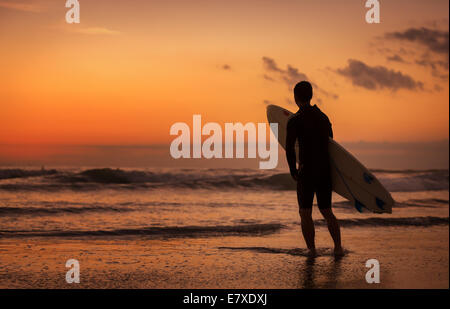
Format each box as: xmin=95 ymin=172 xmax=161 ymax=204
xmin=218 ymin=246 xmax=346 ymax=289
xmin=299 ymin=254 xmax=344 ymax=289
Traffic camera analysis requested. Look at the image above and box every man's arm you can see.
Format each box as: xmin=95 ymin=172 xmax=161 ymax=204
xmin=329 ymin=121 xmax=333 ymax=138
xmin=286 ymin=118 xmax=299 ymax=180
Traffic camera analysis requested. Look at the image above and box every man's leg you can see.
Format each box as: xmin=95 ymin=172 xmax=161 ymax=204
xmin=297 ymin=176 xmax=316 ymax=255
xmin=299 ymin=208 xmax=316 ymax=253
xmin=319 ymin=208 xmax=343 ymax=255
xmin=317 ymin=176 xmax=343 ymax=256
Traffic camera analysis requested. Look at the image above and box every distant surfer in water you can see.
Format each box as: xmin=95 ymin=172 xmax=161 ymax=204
xmin=286 ymin=81 xmax=343 ymax=257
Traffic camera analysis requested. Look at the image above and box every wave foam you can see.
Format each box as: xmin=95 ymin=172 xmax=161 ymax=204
xmin=0 ymin=168 xmax=447 ymax=192
xmin=0 ymin=223 xmax=285 ymax=239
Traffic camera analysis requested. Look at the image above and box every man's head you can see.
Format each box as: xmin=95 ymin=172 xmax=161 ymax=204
xmin=294 ymin=81 xmax=313 ymax=108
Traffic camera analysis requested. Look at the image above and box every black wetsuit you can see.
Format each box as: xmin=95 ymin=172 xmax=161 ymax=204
xmin=286 ymin=105 xmax=333 ymax=209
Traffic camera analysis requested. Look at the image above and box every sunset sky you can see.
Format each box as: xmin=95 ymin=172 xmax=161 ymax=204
xmin=0 ymin=0 xmax=448 ymax=168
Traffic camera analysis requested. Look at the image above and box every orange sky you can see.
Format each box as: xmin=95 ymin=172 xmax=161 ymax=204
xmin=0 ymin=0 xmax=448 ymax=151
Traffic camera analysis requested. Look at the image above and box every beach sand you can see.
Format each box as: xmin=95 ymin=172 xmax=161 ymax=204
xmin=1 ymin=224 xmax=447 ymax=289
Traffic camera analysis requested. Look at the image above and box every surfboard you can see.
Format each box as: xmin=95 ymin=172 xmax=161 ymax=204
xmin=266 ymin=104 xmax=394 ymax=214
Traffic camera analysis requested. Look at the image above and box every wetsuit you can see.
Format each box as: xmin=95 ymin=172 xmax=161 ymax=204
xmin=286 ymin=105 xmax=333 ymax=209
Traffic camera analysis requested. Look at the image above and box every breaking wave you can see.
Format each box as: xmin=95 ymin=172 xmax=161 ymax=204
xmin=0 ymin=168 xmax=447 ymax=192
xmin=0 ymin=217 xmax=446 ymax=240
xmin=0 ymin=198 xmax=446 ymax=217
xmin=0 ymin=223 xmax=285 ymax=239
xmin=311 ymin=216 xmax=449 ymax=227
xmin=0 ymin=168 xmax=57 ymax=180
xmin=0 ymin=205 xmax=134 ymax=215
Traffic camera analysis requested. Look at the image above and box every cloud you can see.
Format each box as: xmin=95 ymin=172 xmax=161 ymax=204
xmin=262 ymin=56 xmax=283 ymax=73
xmin=74 ymin=27 xmax=121 ymax=36
xmin=386 ymin=54 xmax=406 ymax=63
xmin=415 ymin=58 xmax=448 ymax=70
xmin=221 ymin=64 xmax=231 ymax=70
xmin=414 ymin=54 xmax=449 ymax=80
xmin=336 ymin=59 xmax=423 ymax=91
xmin=262 ymin=57 xmax=339 ymax=104
xmin=434 ymin=84 xmax=443 ymax=92
xmin=0 ymin=1 xmax=41 ymax=12
xmin=282 ymin=65 xmax=308 ymax=88
xmin=263 ymin=74 xmax=275 ymax=81
xmin=382 ymin=27 xmax=449 ymax=80
xmin=262 ymin=57 xmax=308 ymax=88
xmin=317 ymin=88 xmax=339 ymax=100
xmin=385 ymin=27 xmax=449 ymax=55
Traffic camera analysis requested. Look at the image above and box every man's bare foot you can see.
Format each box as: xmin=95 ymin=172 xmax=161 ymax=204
xmin=307 ymin=248 xmax=317 ymax=257
xmin=334 ymin=247 xmax=344 ymax=256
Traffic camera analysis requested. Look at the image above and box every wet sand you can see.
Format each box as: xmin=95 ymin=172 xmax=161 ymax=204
xmin=0 ymin=224 xmax=447 ymax=289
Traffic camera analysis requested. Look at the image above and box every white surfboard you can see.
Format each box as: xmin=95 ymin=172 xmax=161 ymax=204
xmin=267 ymin=104 xmax=394 ymax=214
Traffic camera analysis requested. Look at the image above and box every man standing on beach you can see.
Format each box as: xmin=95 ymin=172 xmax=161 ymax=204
xmin=286 ymin=81 xmax=343 ymax=257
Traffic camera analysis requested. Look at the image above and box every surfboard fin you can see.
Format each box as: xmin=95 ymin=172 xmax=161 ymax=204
xmin=375 ymin=197 xmax=385 ymax=210
xmin=354 ymin=200 xmax=364 ymax=213
xmin=363 ymin=172 xmax=374 ymax=184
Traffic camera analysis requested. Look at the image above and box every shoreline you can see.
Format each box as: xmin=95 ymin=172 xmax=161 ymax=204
xmin=1 ymin=225 xmax=447 ymax=289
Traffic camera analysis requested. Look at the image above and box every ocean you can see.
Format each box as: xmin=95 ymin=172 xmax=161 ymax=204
xmin=0 ymin=167 xmax=448 ymax=288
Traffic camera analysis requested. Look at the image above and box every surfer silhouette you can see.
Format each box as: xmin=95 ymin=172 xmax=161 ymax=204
xmin=286 ymin=81 xmax=343 ymax=257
